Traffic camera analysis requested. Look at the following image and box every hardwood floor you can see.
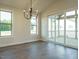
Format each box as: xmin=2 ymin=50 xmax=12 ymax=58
xmin=0 ymin=41 xmax=78 ymax=59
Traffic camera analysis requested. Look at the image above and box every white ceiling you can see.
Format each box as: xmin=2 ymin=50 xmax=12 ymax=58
xmin=0 ymin=0 xmax=56 ymax=12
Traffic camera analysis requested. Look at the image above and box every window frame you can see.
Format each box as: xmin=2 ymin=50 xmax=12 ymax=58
xmin=0 ymin=10 xmax=12 ymax=37
xmin=30 ymin=16 xmax=38 ymax=35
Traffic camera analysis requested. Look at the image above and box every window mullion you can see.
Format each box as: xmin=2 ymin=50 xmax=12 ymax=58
xmin=51 ymin=17 xmax=52 ymax=38
xmin=36 ymin=17 xmax=39 ymax=34
xmin=0 ymin=11 xmax=1 ymax=36
xmin=64 ymin=13 xmax=66 ymax=45
xmin=35 ymin=17 xmax=37 ymax=34
xmin=58 ymin=18 xmax=60 ymax=36
xmin=54 ymin=17 xmax=56 ymax=42
xmin=75 ymin=10 xmax=78 ymax=39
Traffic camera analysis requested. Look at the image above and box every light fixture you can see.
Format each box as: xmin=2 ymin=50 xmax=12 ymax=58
xmin=23 ymin=0 xmax=38 ymax=20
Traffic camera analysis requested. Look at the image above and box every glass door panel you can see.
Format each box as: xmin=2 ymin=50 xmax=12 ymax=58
xmin=66 ymin=10 xmax=78 ymax=48
xmin=51 ymin=18 xmax=55 ymax=41
xmin=56 ymin=15 xmax=64 ymax=44
xmin=48 ymin=16 xmax=52 ymax=39
xmin=48 ymin=16 xmax=55 ymax=41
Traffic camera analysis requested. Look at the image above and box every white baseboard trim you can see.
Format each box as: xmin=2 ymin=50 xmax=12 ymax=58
xmin=0 ymin=40 xmax=39 ymax=48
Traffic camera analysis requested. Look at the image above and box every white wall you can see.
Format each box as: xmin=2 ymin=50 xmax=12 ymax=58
xmin=41 ymin=0 xmax=78 ymax=48
xmin=0 ymin=5 xmax=41 ymax=47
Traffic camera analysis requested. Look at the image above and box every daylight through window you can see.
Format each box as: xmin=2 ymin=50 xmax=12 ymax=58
xmin=0 ymin=10 xmax=12 ymax=36
xmin=31 ymin=16 xmax=38 ymax=34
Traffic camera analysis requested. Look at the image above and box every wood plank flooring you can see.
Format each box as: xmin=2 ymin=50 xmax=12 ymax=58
xmin=0 ymin=41 xmax=78 ymax=59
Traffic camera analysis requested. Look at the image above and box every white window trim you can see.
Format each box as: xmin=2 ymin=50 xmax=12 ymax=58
xmin=0 ymin=10 xmax=12 ymax=37
xmin=30 ymin=16 xmax=38 ymax=35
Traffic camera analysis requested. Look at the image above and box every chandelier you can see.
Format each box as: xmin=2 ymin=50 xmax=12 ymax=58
xmin=23 ymin=0 xmax=38 ymax=20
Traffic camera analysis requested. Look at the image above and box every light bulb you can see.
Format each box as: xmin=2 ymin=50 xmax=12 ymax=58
xmin=23 ymin=10 xmax=26 ymax=12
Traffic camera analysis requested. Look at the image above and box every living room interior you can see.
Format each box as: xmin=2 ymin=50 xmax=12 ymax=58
xmin=0 ymin=0 xmax=78 ymax=59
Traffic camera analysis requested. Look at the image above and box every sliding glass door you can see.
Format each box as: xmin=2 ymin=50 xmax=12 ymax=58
xmin=48 ymin=10 xmax=78 ymax=48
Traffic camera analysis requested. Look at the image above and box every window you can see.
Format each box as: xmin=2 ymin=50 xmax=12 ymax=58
xmin=66 ymin=10 xmax=75 ymax=16
xmin=31 ymin=16 xmax=38 ymax=34
xmin=66 ymin=10 xmax=77 ymax=39
xmin=0 ymin=10 xmax=12 ymax=36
